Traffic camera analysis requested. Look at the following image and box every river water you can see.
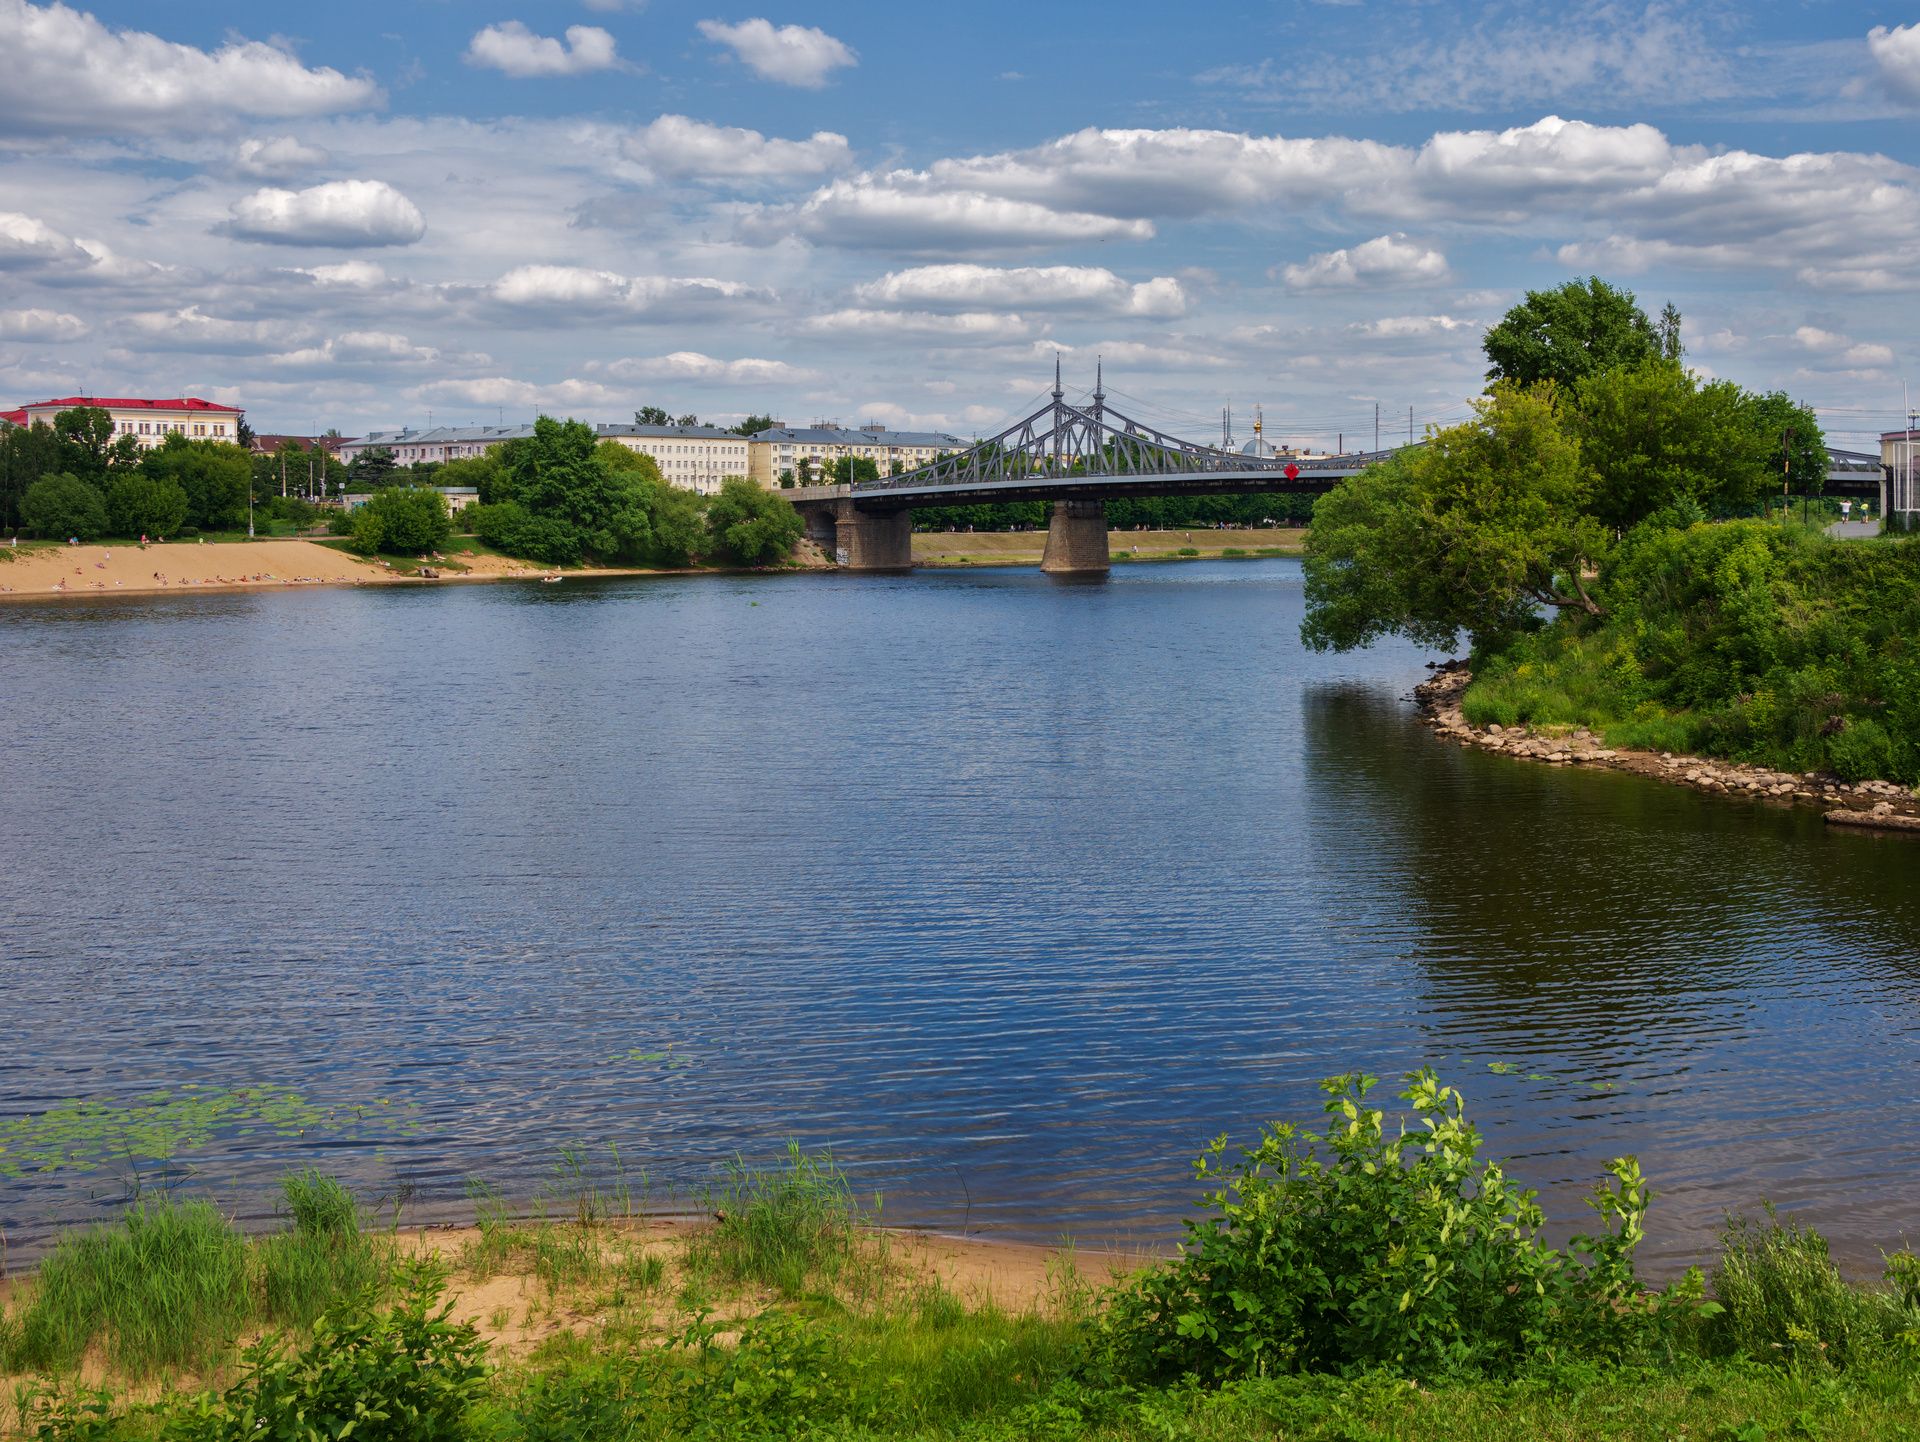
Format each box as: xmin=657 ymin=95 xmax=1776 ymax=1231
xmin=4 ymin=560 xmax=1919 ymax=1269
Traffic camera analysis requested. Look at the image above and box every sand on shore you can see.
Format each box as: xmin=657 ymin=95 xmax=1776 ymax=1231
xmin=0 ymin=538 xmax=396 ymax=599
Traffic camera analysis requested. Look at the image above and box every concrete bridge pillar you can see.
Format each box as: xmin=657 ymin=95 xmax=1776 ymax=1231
xmin=834 ymin=502 xmax=912 ymax=571
xmin=1040 ymin=499 xmax=1110 ymax=575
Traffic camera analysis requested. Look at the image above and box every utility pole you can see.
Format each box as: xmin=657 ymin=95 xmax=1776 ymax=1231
xmin=1409 ymin=406 xmax=1414 ymax=446
xmin=1374 ymin=401 xmax=1380 ymax=452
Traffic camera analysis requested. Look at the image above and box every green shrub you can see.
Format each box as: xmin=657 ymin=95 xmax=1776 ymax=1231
xmin=1097 ymin=1071 xmax=1684 ymax=1383
xmin=348 ymin=488 xmax=451 ymax=556
xmin=1175 ymin=546 xmax=1200 ymax=556
xmin=190 ymin=1262 xmax=486 ymax=1442
xmin=11 ymin=1200 xmax=251 ymax=1375
xmin=21 ymin=473 xmax=107 ymax=541
xmin=467 ymin=501 xmax=581 ymax=566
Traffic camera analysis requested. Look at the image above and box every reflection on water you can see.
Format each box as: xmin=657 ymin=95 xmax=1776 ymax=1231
xmin=3 ymin=561 xmax=1918 ymax=1269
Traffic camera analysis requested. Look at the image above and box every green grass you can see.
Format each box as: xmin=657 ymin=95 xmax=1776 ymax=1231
xmin=2 ymin=1200 xmax=251 ymax=1376
xmin=683 ymin=1143 xmax=873 ymax=1300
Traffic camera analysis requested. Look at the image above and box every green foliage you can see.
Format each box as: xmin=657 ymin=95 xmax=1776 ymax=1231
xmin=467 ymin=502 xmax=579 ymax=566
xmin=50 ymin=407 xmax=117 ymax=482
xmin=479 ymin=417 xmax=666 ymax=565
xmin=1463 ymin=522 xmax=1920 ymax=781
xmin=7 ymin=1200 xmax=252 ymax=1375
xmin=830 ymin=455 xmax=881 ymax=485
xmin=733 ymin=413 xmax=779 ymax=436
xmin=348 ymin=487 xmax=452 ymax=555
xmin=1707 ymin=1211 xmax=1913 ymax=1371
xmin=104 ymin=473 xmax=189 ymax=539
xmin=187 ymin=1263 xmax=487 ymax=1442
xmin=1571 ymin=360 xmax=1784 ymax=530
xmin=1096 ymin=1070 xmax=1683 ymax=1383
xmin=686 ymin=1142 xmax=868 ymax=1298
xmin=140 ymin=436 xmax=251 ymax=531
xmin=592 ymin=439 xmax=662 ymax=484
xmin=1303 ymin=385 xmax=1603 ymax=655
xmin=1483 ymin=276 xmax=1661 ymax=389
xmin=434 ymin=454 xmax=505 ymax=502
xmin=347 ymin=446 xmax=399 ymax=490
xmin=704 ymin=475 xmax=803 ymax=566
xmin=20 ymin=472 xmax=107 ymax=540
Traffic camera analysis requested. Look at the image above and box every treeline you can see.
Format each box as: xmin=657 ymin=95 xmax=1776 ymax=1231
xmin=915 ymin=491 xmax=1316 ymax=533
xmin=0 ymin=406 xmax=346 ymax=539
xmin=352 ymin=416 xmax=804 ymax=567
xmin=1300 ymin=276 xmax=1920 ymax=781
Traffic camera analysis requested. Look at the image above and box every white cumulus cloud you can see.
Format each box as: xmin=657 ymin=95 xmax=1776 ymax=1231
xmin=234 ymin=136 xmax=332 ymax=180
xmin=1282 ymin=234 xmax=1449 ymax=290
xmin=476 ymin=265 xmax=767 ymax=321
xmin=797 ymin=309 xmax=1029 ymax=341
xmin=0 ymin=307 xmax=88 ymax=341
xmin=744 ymin=179 xmax=1154 ymax=253
xmin=1793 ymin=325 xmax=1894 ymax=368
xmin=1869 ymin=23 xmax=1920 ymax=105
xmin=696 ymin=18 xmax=856 ymax=88
xmin=621 ymin=114 xmax=850 ymax=179
xmin=0 ymin=0 xmax=379 ymax=137
xmin=853 ymin=264 xmax=1188 ymax=317
xmin=465 ymin=21 xmax=623 ymax=78
xmin=222 ymin=180 xmax=426 ymax=248
xmin=597 ymin=352 xmax=815 ymax=383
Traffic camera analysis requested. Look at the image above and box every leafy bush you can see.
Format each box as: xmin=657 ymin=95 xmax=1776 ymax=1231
xmin=190 ymin=1262 xmax=486 ymax=1442
xmin=105 ymin=474 xmax=188 ymax=539
xmin=705 ymin=476 xmax=804 ymax=566
xmin=468 ymin=501 xmax=581 ymax=566
xmin=1097 ymin=1071 xmax=1685 ymax=1383
xmin=21 ymin=473 xmax=107 ymax=540
xmin=348 ymin=487 xmax=451 ymax=556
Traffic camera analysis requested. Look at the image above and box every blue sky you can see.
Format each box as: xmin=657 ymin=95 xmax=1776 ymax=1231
xmin=2 ymin=0 xmax=1916 ymax=449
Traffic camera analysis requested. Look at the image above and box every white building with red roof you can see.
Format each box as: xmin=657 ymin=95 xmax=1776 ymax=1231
xmin=7 ymin=396 xmax=244 ymax=450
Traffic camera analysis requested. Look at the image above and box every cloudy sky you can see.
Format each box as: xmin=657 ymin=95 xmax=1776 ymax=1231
xmin=1 ymin=0 xmax=1916 ymax=451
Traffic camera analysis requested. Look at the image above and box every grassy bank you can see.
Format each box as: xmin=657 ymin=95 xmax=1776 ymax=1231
xmin=8 ymin=1072 xmax=1920 ymax=1439
xmin=1461 ymin=521 xmax=1920 ymax=784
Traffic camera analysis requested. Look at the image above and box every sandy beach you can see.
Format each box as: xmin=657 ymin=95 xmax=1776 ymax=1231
xmin=0 ymin=539 xmax=555 ymax=600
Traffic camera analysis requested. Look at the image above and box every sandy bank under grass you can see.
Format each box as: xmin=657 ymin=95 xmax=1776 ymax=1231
xmin=912 ymin=527 xmax=1305 ymax=565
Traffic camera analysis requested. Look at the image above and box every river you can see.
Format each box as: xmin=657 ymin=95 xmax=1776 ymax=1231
xmin=4 ymin=560 xmax=1918 ymax=1269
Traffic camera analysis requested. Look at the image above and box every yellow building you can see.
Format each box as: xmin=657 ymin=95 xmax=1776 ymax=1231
xmin=5 ymin=395 xmax=243 ymax=449
xmin=748 ymin=424 xmax=968 ymax=487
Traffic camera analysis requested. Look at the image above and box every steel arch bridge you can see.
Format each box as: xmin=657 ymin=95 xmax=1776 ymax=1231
xmin=849 ymin=360 xmax=1399 ymax=511
xmin=788 ymin=362 xmax=1410 ymax=572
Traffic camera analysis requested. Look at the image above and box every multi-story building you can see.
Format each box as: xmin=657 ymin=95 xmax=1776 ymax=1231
xmin=596 ymin=424 xmax=751 ymax=496
xmin=748 ymin=423 xmax=969 ymax=486
xmin=337 ymin=424 xmax=537 ymax=466
xmin=1 ymin=396 xmax=243 ymax=448
xmin=1886 ymin=426 xmax=1920 ymax=517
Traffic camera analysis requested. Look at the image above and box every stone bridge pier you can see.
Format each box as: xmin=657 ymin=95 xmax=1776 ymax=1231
xmin=1040 ymin=499 xmax=1110 ymax=575
xmin=794 ymin=493 xmax=912 ymax=571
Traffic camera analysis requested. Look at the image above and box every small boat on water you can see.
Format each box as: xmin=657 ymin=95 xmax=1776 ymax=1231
xmin=541 ymin=573 xmax=563 ymax=584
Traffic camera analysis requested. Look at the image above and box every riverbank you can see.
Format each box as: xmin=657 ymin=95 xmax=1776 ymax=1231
xmin=912 ymin=527 xmax=1304 ymax=566
xmin=1416 ymin=661 xmax=1920 ymax=830
xmin=0 ymin=537 xmax=837 ymax=601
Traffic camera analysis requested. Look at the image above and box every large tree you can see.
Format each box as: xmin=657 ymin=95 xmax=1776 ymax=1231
xmin=1571 ymin=360 xmax=1792 ymax=529
xmin=705 ymin=475 xmax=804 ymax=565
xmin=21 ymin=472 xmax=108 ymax=540
xmin=1482 ymin=277 xmax=1662 ymax=390
xmin=1302 ymin=384 xmax=1606 ymax=655
xmin=141 ymin=435 xmax=251 ymax=531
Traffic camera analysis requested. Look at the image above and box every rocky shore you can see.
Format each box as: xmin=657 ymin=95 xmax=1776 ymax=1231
xmin=1414 ymin=661 xmax=1920 ymax=834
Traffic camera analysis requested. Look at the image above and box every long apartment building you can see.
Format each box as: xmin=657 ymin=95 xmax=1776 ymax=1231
xmin=1 ymin=395 xmax=243 ymax=448
xmin=339 ymin=419 xmax=965 ymax=494
xmin=748 ymin=423 xmax=967 ymax=486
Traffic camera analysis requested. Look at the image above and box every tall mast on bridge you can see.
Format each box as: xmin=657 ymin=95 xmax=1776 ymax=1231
xmin=1051 ymin=354 xmax=1064 ymax=473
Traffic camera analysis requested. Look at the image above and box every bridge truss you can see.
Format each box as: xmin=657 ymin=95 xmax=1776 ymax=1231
xmin=859 ymin=360 xmax=1298 ymax=495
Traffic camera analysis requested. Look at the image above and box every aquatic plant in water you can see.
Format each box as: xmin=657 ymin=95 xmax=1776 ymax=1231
xmin=0 ymin=1085 xmax=418 ymax=1184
